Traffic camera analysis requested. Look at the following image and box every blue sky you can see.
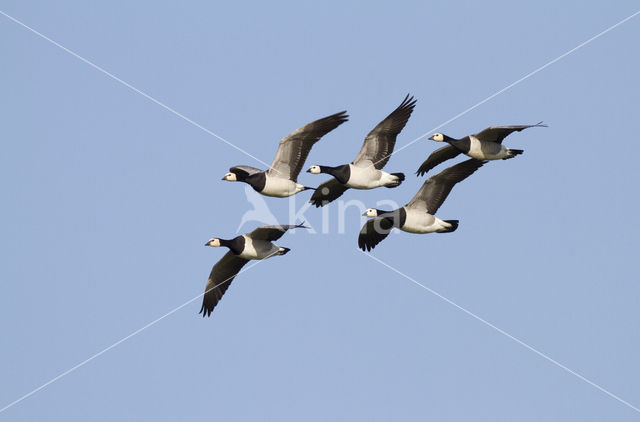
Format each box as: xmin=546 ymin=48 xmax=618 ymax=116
xmin=1 ymin=1 xmax=640 ymax=420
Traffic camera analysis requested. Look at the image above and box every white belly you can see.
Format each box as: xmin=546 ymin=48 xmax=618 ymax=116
xmin=400 ymin=210 xmax=452 ymax=234
xmin=401 ymin=210 xmax=435 ymax=233
xmin=345 ymin=164 xmax=381 ymax=189
xmin=261 ymin=176 xmax=303 ymax=197
xmin=467 ymin=136 xmax=508 ymax=160
xmin=238 ymin=236 xmax=280 ymax=260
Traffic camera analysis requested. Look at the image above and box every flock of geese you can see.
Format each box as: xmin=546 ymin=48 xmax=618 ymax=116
xmin=201 ymin=94 xmax=546 ymax=317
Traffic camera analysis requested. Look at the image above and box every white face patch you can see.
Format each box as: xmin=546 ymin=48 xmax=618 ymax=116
xmin=430 ymin=133 xmax=444 ymax=142
xmin=222 ymin=172 xmax=237 ymax=181
xmin=363 ymin=208 xmax=378 ymax=217
xmin=307 ymin=165 xmax=321 ymax=174
xmin=206 ymin=238 xmax=221 ymax=247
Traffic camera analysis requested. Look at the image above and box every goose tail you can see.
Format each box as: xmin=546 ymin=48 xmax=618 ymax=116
xmin=505 ymin=149 xmax=524 ymax=159
xmin=384 ymin=172 xmax=405 ymax=188
xmin=278 ymin=247 xmax=291 ymax=255
xmin=438 ymin=220 xmax=459 ymax=233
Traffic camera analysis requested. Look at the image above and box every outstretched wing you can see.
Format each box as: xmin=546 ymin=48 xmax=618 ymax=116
xmin=268 ymin=111 xmax=348 ymax=181
xmin=415 ymin=145 xmax=462 ymax=176
xmin=473 ymin=122 xmax=547 ymax=144
xmin=230 ymin=166 xmax=264 ymax=178
xmin=358 ymin=216 xmax=395 ymax=251
xmin=309 ymin=178 xmax=350 ymax=207
xmin=353 ymin=94 xmax=416 ymax=169
xmin=407 ymin=159 xmax=485 ymax=214
xmin=200 ymin=252 xmax=249 ymax=317
xmin=248 ymin=223 xmax=308 ymax=241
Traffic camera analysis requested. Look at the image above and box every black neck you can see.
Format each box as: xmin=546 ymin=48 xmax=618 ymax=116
xmin=376 ymin=208 xmax=392 ymax=215
xmin=218 ymin=238 xmax=234 ymax=248
xmin=219 ymin=237 xmax=245 ymax=255
xmin=442 ymin=134 xmax=459 ymax=144
xmin=383 ymin=208 xmax=407 ymax=228
xmin=318 ymin=164 xmax=350 ymax=184
xmin=318 ymin=165 xmax=340 ymax=174
xmin=241 ymin=172 xmax=266 ymax=192
xmin=445 ymin=135 xmax=471 ymax=152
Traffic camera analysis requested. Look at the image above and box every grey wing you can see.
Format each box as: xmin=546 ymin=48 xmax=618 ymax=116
xmin=248 ymin=223 xmax=308 ymax=241
xmin=358 ymin=217 xmax=395 ymax=251
xmin=309 ymin=178 xmax=350 ymax=207
xmin=415 ymin=145 xmax=462 ymax=176
xmin=353 ymin=94 xmax=417 ymax=169
xmin=407 ymin=159 xmax=485 ymax=214
xmin=200 ymin=251 xmax=249 ymax=317
xmin=473 ymin=122 xmax=547 ymax=144
xmin=267 ymin=111 xmax=348 ymax=181
xmin=230 ymin=166 xmax=264 ymax=178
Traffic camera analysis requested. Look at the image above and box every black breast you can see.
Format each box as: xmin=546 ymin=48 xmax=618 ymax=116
xmin=228 ymin=236 xmax=246 ymax=255
xmin=397 ymin=207 xmax=407 ymax=228
xmin=451 ymin=137 xmax=471 ymax=153
xmin=246 ymin=172 xmax=267 ymax=192
xmin=380 ymin=207 xmax=407 ymax=228
xmin=333 ymin=165 xmax=351 ymax=184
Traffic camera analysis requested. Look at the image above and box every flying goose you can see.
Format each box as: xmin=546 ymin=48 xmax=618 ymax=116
xmin=307 ymin=95 xmax=416 ymax=207
xmin=200 ymin=223 xmax=308 ymax=317
xmin=222 ymin=111 xmax=348 ymax=197
xmin=358 ymin=159 xmax=485 ymax=251
xmin=416 ymin=123 xmax=546 ymax=176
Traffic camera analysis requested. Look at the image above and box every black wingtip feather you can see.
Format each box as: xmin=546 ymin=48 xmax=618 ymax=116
xmin=416 ymin=164 xmax=429 ymax=177
xmin=381 ymin=94 xmax=417 ymax=133
xmin=329 ymin=110 xmax=349 ymax=124
xmin=199 ymin=304 xmax=212 ymax=318
xmin=309 ymin=197 xmax=328 ymax=208
xmin=398 ymin=94 xmax=417 ymax=111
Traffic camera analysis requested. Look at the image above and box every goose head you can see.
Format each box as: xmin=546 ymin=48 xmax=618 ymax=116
xmin=205 ymin=238 xmax=222 ymax=247
xmin=362 ymin=208 xmax=379 ymax=217
xmin=428 ymin=133 xmax=445 ymax=142
xmin=221 ymin=172 xmax=238 ymax=181
xmin=306 ymin=165 xmax=322 ymax=174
